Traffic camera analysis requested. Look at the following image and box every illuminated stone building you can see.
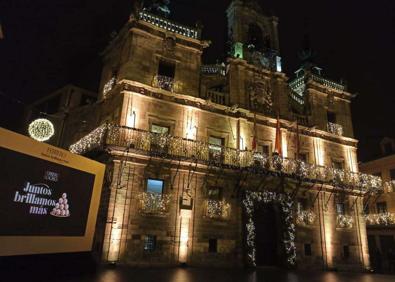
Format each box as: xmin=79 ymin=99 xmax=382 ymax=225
xmin=360 ymin=138 xmax=395 ymax=272
xmin=64 ymin=0 xmax=382 ymax=270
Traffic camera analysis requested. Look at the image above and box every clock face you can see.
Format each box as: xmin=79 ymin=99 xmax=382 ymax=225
xmin=28 ymin=118 xmax=55 ymax=142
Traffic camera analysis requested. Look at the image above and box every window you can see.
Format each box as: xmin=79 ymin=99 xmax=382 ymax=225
xmin=298 ymin=152 xmax=309 ymax=163
xmin=376 ymin=202 xmax=387 ymax=214
xmin=144 ymin=235 xmax=156 ymax=252
xmin=151 ymin=124 xmax=170 ymax=135
xmin=208 ymin=187 xmax=222 ymax=200
xmin=297 ymin=198 xmax=307 ymax=213
xmin=327 ymin=111 xmax=336 ymax=123
xmin=209 ymin=136 xmax=224 ymax=160
xmin=384 ymin=143 xmax=393 ymax=155
xmin=336 ymin=203 xmax=345 ymax=215
xmin=332 ymin=160 xmax=344 ymax=170
xmin=258 ymin=144 xmax=270 ymax=156
xmin=304 ymin=244 xmax=312 ymax=256
xmin=373 ymin=172 xmax=382 ymax=179
xmin=147 ymin=179 xmax=164 ymax=194
xmin=158 ymin=60 xmax=175 ymax=79
xmin=343 ymin=245 xmax=350 ymax=259
xmin=390 ymin=169 xmax=395 ymax=181
xmin=208 ymin=239 xmax=217 ymax=253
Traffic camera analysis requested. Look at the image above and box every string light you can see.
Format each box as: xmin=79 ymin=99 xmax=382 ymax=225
xmin=296 ymin=210 xmax=316 ymax=226
xmin=365 ymin=212 xmax=395 ymax=226
xmin=69 ymin=124 xmax=384 ymax=194
xmin=28 ymin=118 xmax=55 ymax=142
xmin=242 ymin=191 xmax=296 ymax=267
xmin=336 ymin=214 xmax=354 ymax=229
xmin=138 ymin=192 xmax=172 ymax=215
xmin=206 ymin=200 xmax=231 ymax=219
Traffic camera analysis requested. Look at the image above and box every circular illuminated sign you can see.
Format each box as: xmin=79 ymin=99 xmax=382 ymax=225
xmin=28 ymin=118 xmax=55 ymax=142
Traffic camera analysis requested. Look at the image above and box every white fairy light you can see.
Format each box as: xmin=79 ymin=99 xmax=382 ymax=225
xmin=28 ymin=118 xmax=55 ymax=142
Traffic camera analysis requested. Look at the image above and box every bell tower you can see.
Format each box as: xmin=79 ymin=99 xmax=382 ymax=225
xmin=226 ymin=0 xmax=280 ymax=59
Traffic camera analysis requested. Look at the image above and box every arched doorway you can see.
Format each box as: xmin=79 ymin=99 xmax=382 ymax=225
xmin=253 ymin=203 xmax=281 ymax=266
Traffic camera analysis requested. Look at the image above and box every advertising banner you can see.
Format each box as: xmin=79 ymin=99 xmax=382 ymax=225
xmin=0 ymin=127 xmax=105 ymax=256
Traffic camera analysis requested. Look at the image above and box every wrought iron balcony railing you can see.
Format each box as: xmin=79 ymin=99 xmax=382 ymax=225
xmin=365 ymin=212 xmax=395 ymax=226
xmin=69 ymin=124 xmax=383 ymax=193
xmin=327 ymin=122 xmax=344 ymax=136
xmin=204 ymin=199 xmax=231 ymax=220
xmin=153 ymin=75 xmax=174 ymax=92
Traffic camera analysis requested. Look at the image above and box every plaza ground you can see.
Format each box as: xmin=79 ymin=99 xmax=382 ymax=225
xmin=2 ymin=260 xmax=395 ymax=282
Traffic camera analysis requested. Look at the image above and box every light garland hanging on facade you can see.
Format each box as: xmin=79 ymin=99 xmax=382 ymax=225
xmin=336 ymin=214 xmax=354 ymax=229
xmin=205 ymin=199 xmax=231 ymax=219
xmin=138 ymin=192 xmax=172 ymax=215
xmin=296 ymin=210 xmax=316 ymax=226
xmin=28 ymin=118 xmax=55 ymax=142
xmin=242 ymin=191 xmax=296 ymax=267
xmin=69 ymin=124 xmax=384 ymax=194
xmin=365 ymin=212 xmax=395 ymax=226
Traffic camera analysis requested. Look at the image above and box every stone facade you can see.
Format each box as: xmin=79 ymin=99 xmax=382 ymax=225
xmin=360 ymin=140 xmax=395 ymax=273
xmin=61 ymin=0 xmax=382 ymax=271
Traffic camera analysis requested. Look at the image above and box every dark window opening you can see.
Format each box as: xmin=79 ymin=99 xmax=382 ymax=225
xmin=332 ymin=160 xmax=344 ymax=169
xmin=208 ymin=187 xmax=222 ymax=200
xmin=343 ymin=245 xmax=350 ymax=259
xmin=158 ymin=60 xmax=175 ymax=79
xmin=298 ymin=152 xmax=308 ymax=163
xmin=144 ymin=235 xmax=156 ymax=252
xmin=376 ymin=202 xmax=387 ymax=214
xmin=336 ymin=203 xmax=346 ymax=215
xmin=384 ymin=143 xmax=393 ymax=155
xmin=208 ymin=239 xmax=218 ymax=253
xmin=258 ymin=144 xmax=270 ymax=156
xmin=248 ymin=24 xmax=265 ymax=51
xmin=304 ymin=244 xmax=312 ymax=256
xmin=327 ymin=111 xmax=336 ymax=123
xmin=390 ymin=169 xmax=395 ymax=181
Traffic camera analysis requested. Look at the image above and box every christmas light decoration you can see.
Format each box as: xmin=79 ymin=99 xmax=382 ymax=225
xmin=69 ymin=124 xmax=384 ymax=193
xmin=28 ymin=118 xmax=55 ymax=142
xmin=296 ymin=210 xmax=316 ymax=226
xmin=205 ymin=199 xmax=231 ymax=219
xmin=336 ymin=214 xmax=354 ymax=229
xmin=242 ymin=191 xmax=296 ymax=267
xmin=103 ymin=77 xmax=116 ymax=98
xmin=138 ymin=192 xmax=172 ymax=215
xmin=365 ymin=212 xmax=395 ymax=226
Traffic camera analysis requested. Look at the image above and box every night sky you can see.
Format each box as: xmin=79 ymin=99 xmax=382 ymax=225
xmin=0 ymin=0 xmax=394 ymax=162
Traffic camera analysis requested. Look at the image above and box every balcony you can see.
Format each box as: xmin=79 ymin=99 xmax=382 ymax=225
xmin=327 ymin=122 xmax=343 ymax=136
xmin=336 ymin=214 xmax=354 ymax=229
xmin=153 ymin=75 xmax=174 ymax=92
xmin=206 ymin=90 xmax=229 ymax=106
xmin=138 ymin=192 xmax=172 ymax=216
xmin=204 ymin=200 xmax=231 ymax=220
xmin=69 ymin=124 xmax=383 ymax=193
xmin=201 ymin=64 xmax=226 ymax=76
xmin=365 ymin=213 xmax=395 ymax=226
xmin=139 ymin=11 xmax=199 ymax=39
